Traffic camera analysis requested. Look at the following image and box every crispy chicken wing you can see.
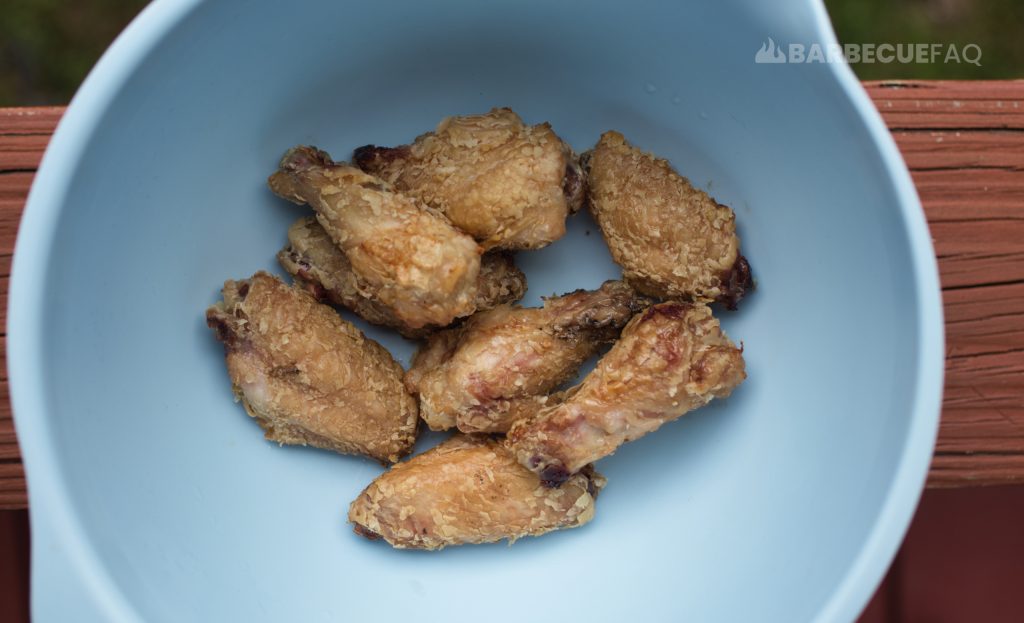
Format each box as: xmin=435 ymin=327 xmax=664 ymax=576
xmin=508 ymin=302 xmax=746 ymax=485
xmin=354 ymin=108 xmax=584 ymax=250
xmin=205 ymin=271 xmax=418 ymax=463
xmin=268 ymin=146 xmax=482 ymax=330
xmin=405 ymin=281 xmax=650 ymax=434
xmin=584 ymin=131 xmax=753 ymax=309
xmin=348 ymin=435 xmax=604 ymax=550
xmin=278 ymin=216 xmax=526 ymax=338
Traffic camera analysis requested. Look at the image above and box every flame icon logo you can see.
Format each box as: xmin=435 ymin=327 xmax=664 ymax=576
xmin=755 ymin=37 xmax=786 ymax=63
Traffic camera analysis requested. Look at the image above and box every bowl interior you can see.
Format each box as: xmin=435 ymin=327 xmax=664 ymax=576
xmin=25 ymin=0 xmax=930 ymax=620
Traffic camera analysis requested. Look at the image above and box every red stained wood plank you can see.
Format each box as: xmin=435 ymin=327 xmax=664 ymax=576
xmin=0 ymin=108 xmax=65 ymax=136
xmin=0 ymin=464 xmax=26 ymax=510
xmin=865 ymin=80 xmax=1024 ymax=130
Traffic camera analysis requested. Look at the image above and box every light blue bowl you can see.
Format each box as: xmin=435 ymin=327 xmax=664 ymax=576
xmin=9 ymin=0 xmax=943 ymax=621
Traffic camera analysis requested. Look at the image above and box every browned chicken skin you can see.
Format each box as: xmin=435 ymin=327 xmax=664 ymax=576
xmin=348 ymin=434 xmax=604 ymax=550
xmin=354 ymin=108 xmax=584 ymax=251
xmin=584 ymin=131 xmax=753 ymax=309
xmin=278 ymin=216 xmax=527 ymax=338
xmin=508 ymin=302 xmax=746 ymax=485
xmin=268 ymin=146 xmax=482 ymax=330
xmin=205 ymin=271 xmax=418 ymax=463
xmin=405 ymin=281 xmax=650 ymax=434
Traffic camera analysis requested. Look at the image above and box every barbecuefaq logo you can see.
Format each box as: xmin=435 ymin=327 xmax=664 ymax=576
xmin=755 ymin=37 xmax=982 ymax=66
xmin=755 ymin=38 xmax=787 ymax=63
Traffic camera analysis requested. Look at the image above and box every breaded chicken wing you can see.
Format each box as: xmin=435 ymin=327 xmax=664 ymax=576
xmin=278 ymin=216 xmax=526 ymax=338
xmin=205 ymin=271 xmax=418 ymax=463
xmin=508 ymin=302 xmax=745 ymax=485
xmin=354 ymin=108 xmax=584 ymax=250
xmin=584 ymin=131 xmax=753 ymax=309
xmin=348 ymin=434 xmax=604 ymax=550
xmin=405 ymin=281 xmax=649 ymax=434
xmin=268 ymin=146 xmax=482 ymax=330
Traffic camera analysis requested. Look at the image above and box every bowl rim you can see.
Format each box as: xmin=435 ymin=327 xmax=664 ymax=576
xmin=803 ymin=1 xmax=944 ymax=620
xmin=7 ymin=0 xmax=944 ymax=621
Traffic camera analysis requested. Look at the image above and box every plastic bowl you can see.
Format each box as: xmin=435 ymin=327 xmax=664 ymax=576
xmin=10 ymin=0 xmax=943 ymax=621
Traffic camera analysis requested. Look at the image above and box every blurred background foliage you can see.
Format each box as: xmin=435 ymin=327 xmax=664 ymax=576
xmin=0 ymin=0 xmax=1021 ymax=106
xmin=1 ymin=0 xmax=146 ymax=105
xmin=827 ymin=0 xmax=1022 ymax=79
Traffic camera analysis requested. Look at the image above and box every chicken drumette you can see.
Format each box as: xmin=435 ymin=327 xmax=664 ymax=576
xmin=404 ymin=281 xmax=649 ymax=434
xmin=269 ymin=146 xmax=482 ymax=330
xmin=354 ymin=108 xmax=584 ymax=250
xmin=508 ymin=302 xmax=746 ymax=485
xmin=584 ymin=131 xmax=753 ymax=309
xmin=348 ymin=434 xmax=604 ymax=550
xmin=278 ymin=216 xmax=527 ymax=338
xmin=205 ymin=271 xmax=418 ymax=463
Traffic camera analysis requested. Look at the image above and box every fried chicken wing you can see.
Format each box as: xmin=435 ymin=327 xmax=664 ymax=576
xmin=268 ymin=146 xmax=482 ymax=330
xmin=404 ymin=281 xmax=650 ymax=434
xmin=205 ymin=271 xmax=418 ymax=463
xmin=354 ymin=108 xmax=584 ymax=250
xmin=508 ymin=302 xmax=746 ymax=485
xmin=348 ymin=435 xmax=604 ymax=550
xmin=583 ymin=131 xmax=753 ymax=309
xmin=278 ymin=216 xmax=526 ymax=338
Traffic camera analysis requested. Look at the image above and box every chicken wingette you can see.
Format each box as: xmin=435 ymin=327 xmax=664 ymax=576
xmin=348 ymin=435 xmax=604 ymax=550
xmin=405 ymin=281 xmax=649 ymax=433
xmin=205 ymin=271 xmax=418 ymax=463
xmin=584 ymin=131 xmax=753 ymax=309
xmin=354 ymin=108 xmax=584 ymax=250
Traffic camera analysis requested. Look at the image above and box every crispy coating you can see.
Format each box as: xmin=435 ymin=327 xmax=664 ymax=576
xmin=268 ymin=146 xmax=482 ymax=329
xmin=584 ymin=131 xmax=753 ymax=309
xmin=205 ymin=271 xmax=418 ymax=463
xmin=508 ymin=302 xmax=746 ymax=485
xmin=348 ymin=435 xmax=604 ymax=550
xmin=405 ymin=281 xmax=650 ymax=433
xmin=473 ymin=253 xmax=530 ymax=318
xmin=354 ymin=108 xmax=584 ymax=251
xmin=278 ymin=217 xmax=527 ymax=338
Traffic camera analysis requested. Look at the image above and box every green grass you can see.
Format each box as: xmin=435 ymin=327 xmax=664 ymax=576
xmin=0 ymin=0 xmax=147 ymax=105
xmin=0 ymin=0 xmax=1020 ymax=106
xmin=825 ymin=0 xmax=1023 ymax=79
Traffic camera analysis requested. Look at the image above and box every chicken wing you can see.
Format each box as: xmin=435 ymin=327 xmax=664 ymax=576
xmin=348 ymin=434 xmax=604 ymax=550
xmin=205 ymin=271 xmax=418 ymax=463
xmin=583 ymin=131 xmax=753 ymax=309
xmin=278 ymin=216 xmax=526 ymax=338
xmin=353 ymin=108 xmax=584 ymax=250
xmin=508 ymin=302 xmax=746 ymax=485
xmin=268 ymin=146 xmax=482 ymax=330
xmin=405 ymin=281 xmax=650 ymax=434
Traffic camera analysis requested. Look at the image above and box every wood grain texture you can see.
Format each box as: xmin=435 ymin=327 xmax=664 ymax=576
xmin=0 ymin=84 xmax=1022 ymax=507
xmin=864 ymin=80 xmax=1024 ymax=487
